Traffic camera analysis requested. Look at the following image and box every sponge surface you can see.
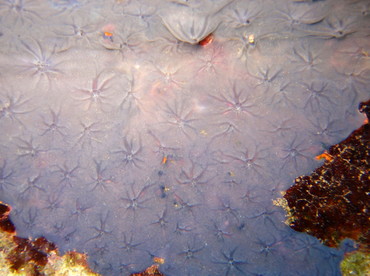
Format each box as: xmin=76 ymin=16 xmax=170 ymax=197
xmin=0 ymin=0 xmax=369 ymax=275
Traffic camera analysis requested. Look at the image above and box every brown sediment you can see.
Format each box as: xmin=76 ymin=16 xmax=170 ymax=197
xmin=281 ymin=100 xmax=370 ymax=250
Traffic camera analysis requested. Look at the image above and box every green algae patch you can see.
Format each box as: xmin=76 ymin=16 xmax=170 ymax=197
xmin=341 ymin=250 xmax=370 ymax=276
